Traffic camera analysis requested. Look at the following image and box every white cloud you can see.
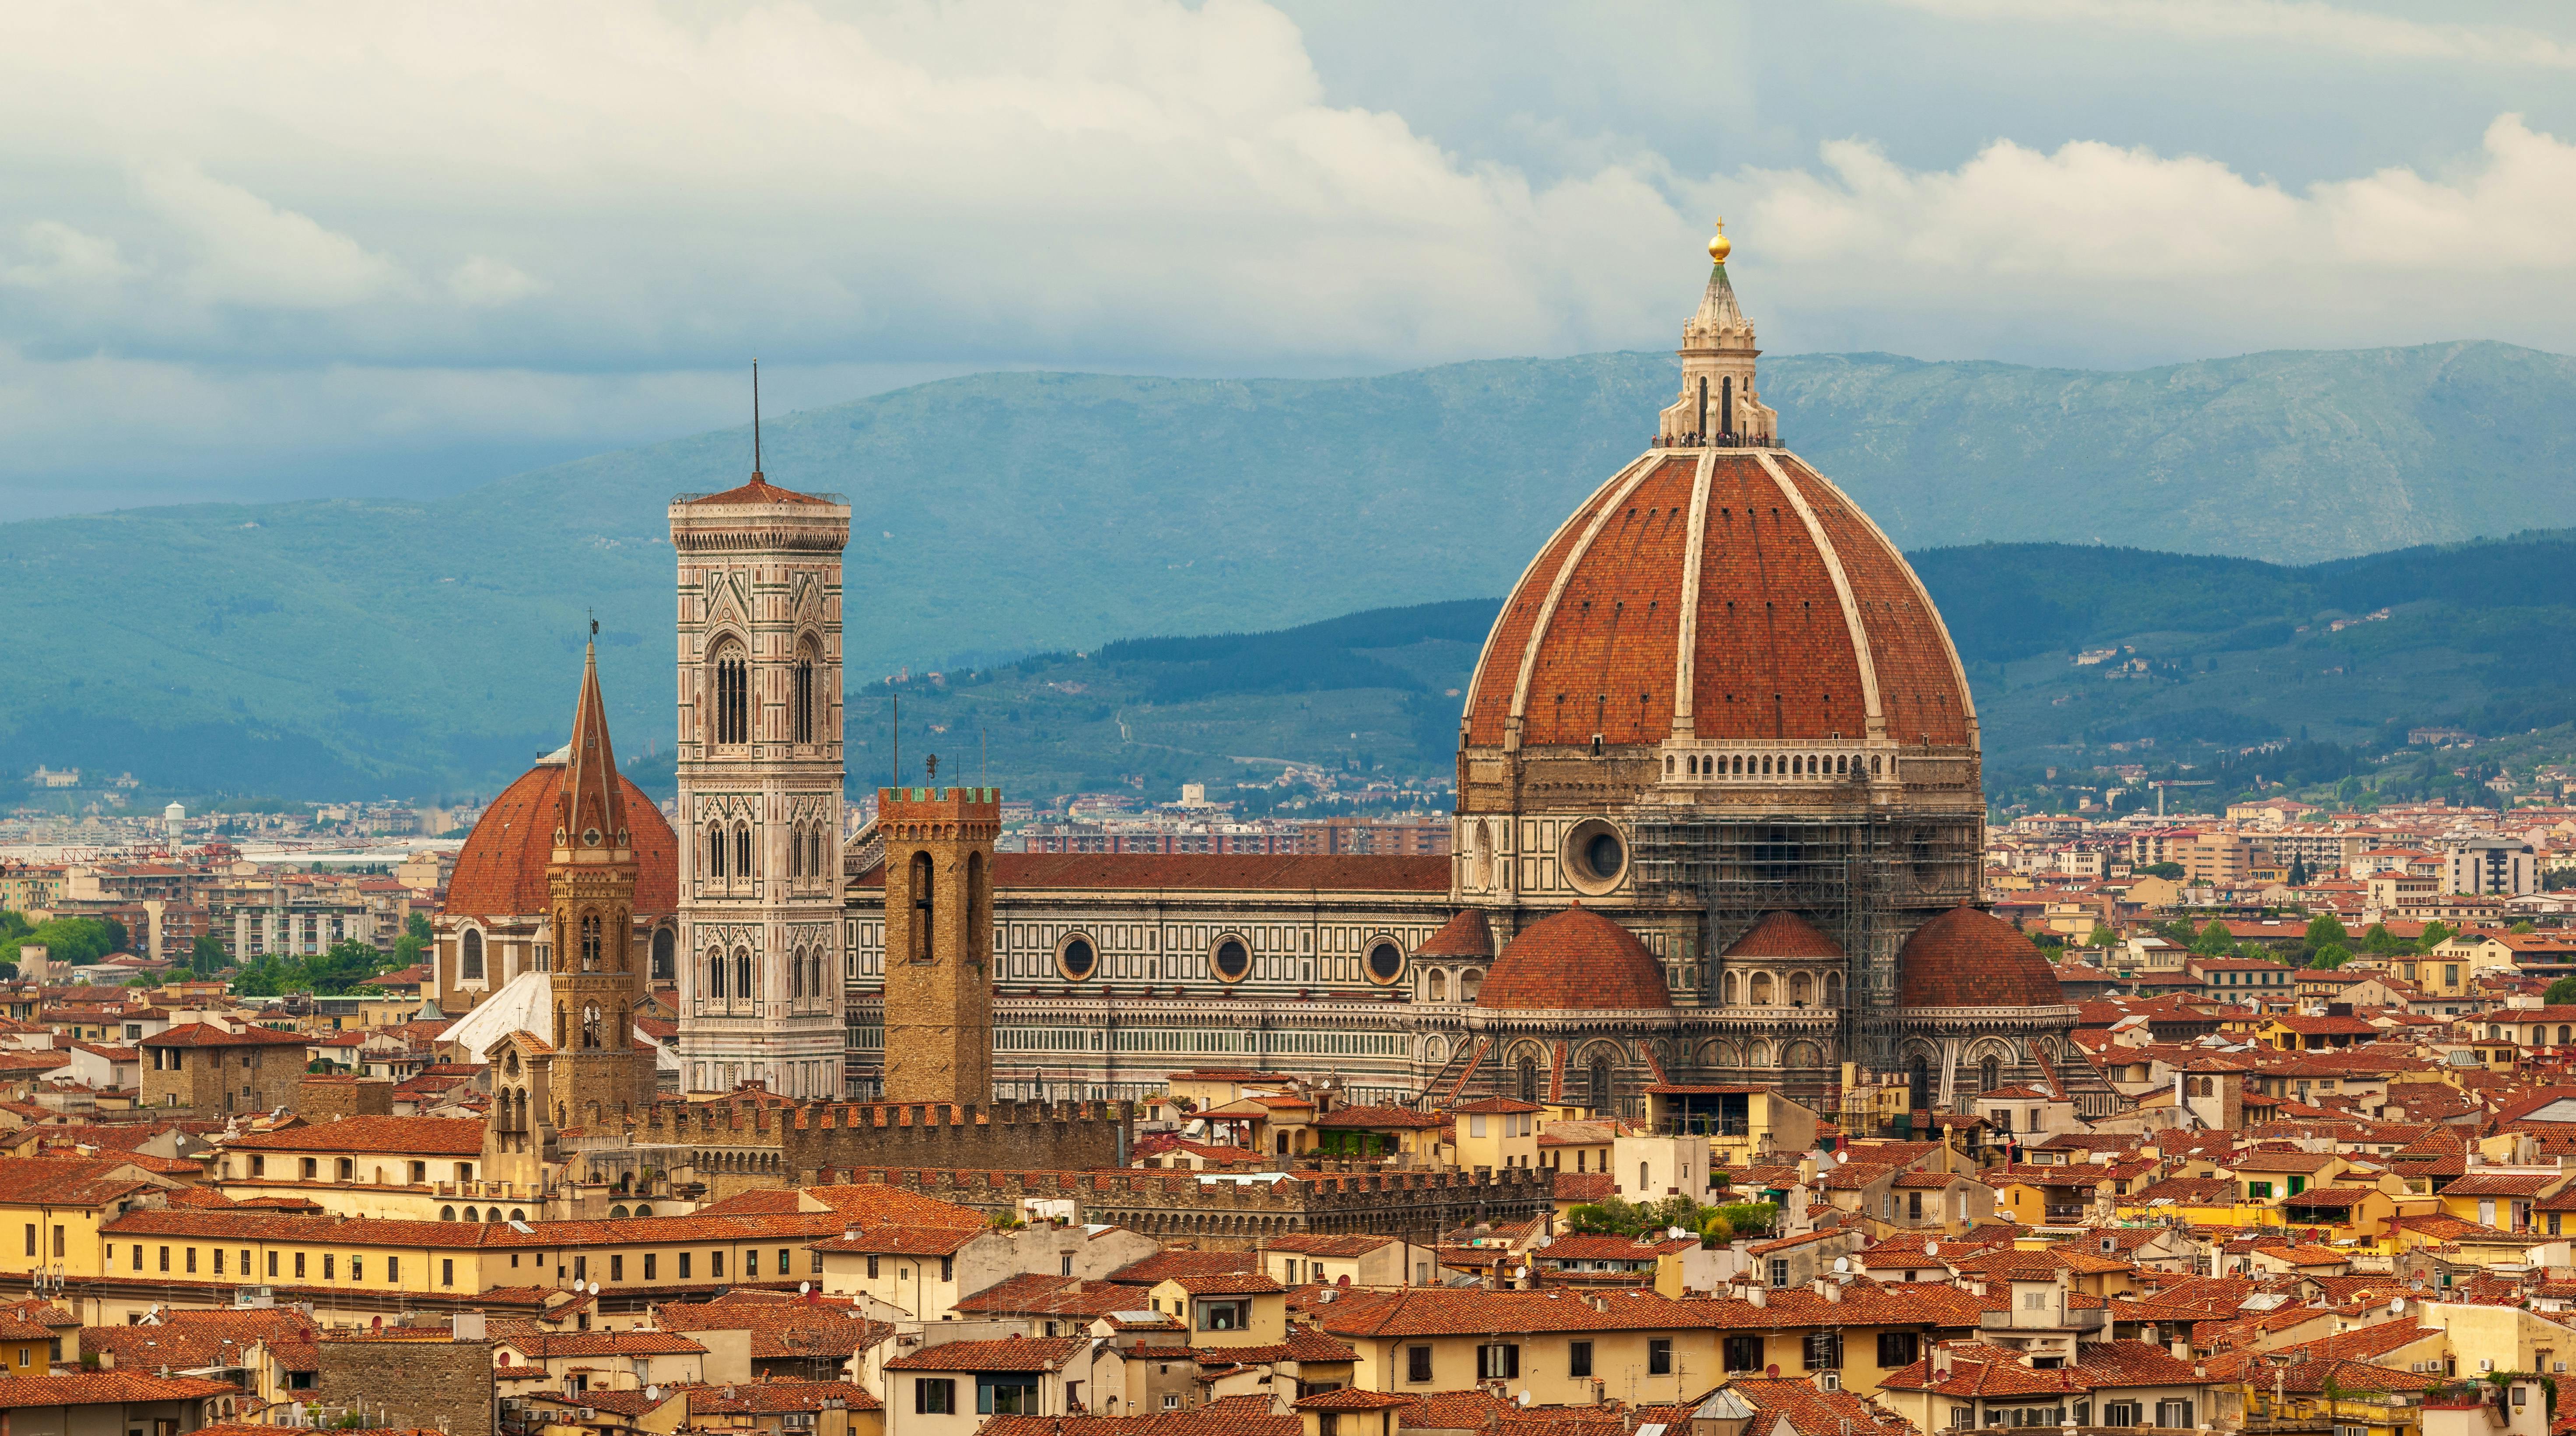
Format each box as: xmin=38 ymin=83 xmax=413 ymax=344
xmin=1884 ymin=0 xmax=2576 ymax=69
xmin=134 ymin=162 xmax=408 ymax=309
xmin=0 ymin=221 xmax=132 ymax=288
xmin=447 ymin=256 xmax=543 ymax=307
xmin=0 ymin=0 xmax=2572 ymax=515
xmin=1726 ymin=114 xmax=2576 ymax=357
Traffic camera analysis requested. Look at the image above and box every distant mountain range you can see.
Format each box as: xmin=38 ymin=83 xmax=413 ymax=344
xmin=788 ymin=528 xmax=2576 ymax=808
xmin=7 ymin=339 xmax=2574 ymax=800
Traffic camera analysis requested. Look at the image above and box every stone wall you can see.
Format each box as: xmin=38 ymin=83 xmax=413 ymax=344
xmin=315 ymin=1329 xmax=495 ymax=1436
xmin=633 ymin=1097 xmax=1133 ymax=1194
xmin=820 ymin=1162 xmax=1555 ymax=1248
xmin=298 ymin=1074 xmax=394 ymax=1120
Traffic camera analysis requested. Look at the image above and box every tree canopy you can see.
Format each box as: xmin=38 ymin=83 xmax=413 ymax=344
xmin=230 ymin=938 xmax=395 ymax=997
xmin=0 ymin=914 xmax=124 ymax=966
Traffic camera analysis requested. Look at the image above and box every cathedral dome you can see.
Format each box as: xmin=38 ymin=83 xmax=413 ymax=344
xmin=1458 ymin=243 xmax=1974 ymax=759
xmin=1896 ymin=906 xmax=2066 ymax=1009
xmin=1460 ymin=446 xmax=1976 ymax=752
xmin=1476 ymin=905 xmax=1671 ymax=1012
xmin=446 ymin=758 xmax=677 ymax=920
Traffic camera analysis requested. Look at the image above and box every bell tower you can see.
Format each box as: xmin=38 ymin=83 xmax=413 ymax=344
xmin=878 ymin=785 xmax=999 ymax=1106
xmin=545 ymin=635 xmax=655 ymax=1125
xmin=670 ymin=397 xmax=852 ymax=1100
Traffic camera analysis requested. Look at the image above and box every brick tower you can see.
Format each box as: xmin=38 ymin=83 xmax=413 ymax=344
xmin=546 ymin=636 xmax=657 ymax=1124
xmin=878 ymin=785 xmax=999 ymax=1106
xmin=670 ymin=446 xmax=851 ymax=1099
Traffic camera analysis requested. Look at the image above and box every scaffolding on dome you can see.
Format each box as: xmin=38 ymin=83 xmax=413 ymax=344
xmin=1630 ymin=809 xmax=1981 ymax=1045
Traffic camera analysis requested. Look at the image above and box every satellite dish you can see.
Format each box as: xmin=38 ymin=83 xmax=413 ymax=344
xmin=646 ymin=1387 xmax=660 ymax=1402
xmin=1534 ymin=1235 xmax=1552 ymax=1248
xmin=1834 ymin=1257 xmax=1850 ymax=1273
xmin=1668 ymin=1227 xmax=1689 ymax=1241
xmin=588 ymin=1282 xmax=600 ymax=1296
xmin=1766 ymin=1363 xmax=1780 ymax=1378
xmin=800 ymin=1282 xmax=811 ymax=1296
xmin=1517 ymin=1391 xmax=1534 ymax=1407
xmin=1925 ymin=1241 xmax=1940 ymax=1257
xmin=2388 ymin=1297 xmax=2404 ymax=1315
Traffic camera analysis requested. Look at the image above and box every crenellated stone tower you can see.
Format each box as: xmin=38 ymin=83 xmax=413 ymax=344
xmin=878 ymin=785 xmax=999 ymax=1106
xmin=543 ymin=637 xmax=657 ymax=1126
xmin=670 ymin=450 xmax=851 ymax=1100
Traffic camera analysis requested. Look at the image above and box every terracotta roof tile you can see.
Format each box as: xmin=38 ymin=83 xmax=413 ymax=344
xmin=445 ymin=764 xmax=676 ymax=920
xmin=1899 ymin=907 xmax=2065 ymax=1009
xmin=1724 ymin=911 xmax=1845 ymax=959
xmin=1476 ymin=906 xmax=1671 ymax=1012
xmin=883 ymin=1334 xmax=1086 ymax=1372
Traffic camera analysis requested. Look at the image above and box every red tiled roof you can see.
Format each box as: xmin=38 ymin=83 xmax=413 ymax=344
xmin=1725 ymin=910 xmax=1845 ymax=959
xmin=1898 ymin=907 xmax=2065 ymax=1009
xmin=1461 ymin=450 xmax=1973 ymax=749
xmin=141 ymin=1023 xmax=307 ymax=1049
xmin=684 ymin=1380 xmax=880 ymax=1415
xmin=445 ymin=763 xmax=676 ymax=920
xmin=684 ymin=476 xmax=833 ymax=507
xmin=1476 ymin=905 xmax=1671 ymax=1012
xmin=227 ymin=1116 xmax=485 ymax=1157
xmin=0 ymin=1373 xmax=239 ymax=1408
xmin=657 ymin=1294 xmax=889 ymax=1359
xmin=1416 ymin=909 xmax=1496 ymax=958
xmin=883 ymin=1335 xmax=1086 ymax=1372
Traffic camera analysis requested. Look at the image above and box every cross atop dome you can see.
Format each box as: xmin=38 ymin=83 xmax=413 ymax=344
xmin=1658 ymin=221 xmax=1777 ymax=448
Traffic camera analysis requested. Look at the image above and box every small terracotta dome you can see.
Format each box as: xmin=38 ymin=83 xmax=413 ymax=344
xmin=1416 ymin=909 xmax=1496 ymax=959
xmin=1476 ymin=905 xmax=1672 ymax=1012
xmin=1723 ymin=910 xmax=1844 ymax=959
xmin=446 ymin=760 xmax=677 ymax=919
xmin=1897 ymin=906 xmax=2065 ymax=1009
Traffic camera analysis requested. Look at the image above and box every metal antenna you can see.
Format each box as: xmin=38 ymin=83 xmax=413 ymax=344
xmin=752 ymin=361 xmax=763 ymax=477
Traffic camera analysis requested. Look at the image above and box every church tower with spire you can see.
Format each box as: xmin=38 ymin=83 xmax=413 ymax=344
xmin=544 ymin=635 xmax=657 ymax=1125
xmin=1658 ymin=220 xmax=1778 ymax=447
xmin=670 ymin=381 xmax=852 ymax=1100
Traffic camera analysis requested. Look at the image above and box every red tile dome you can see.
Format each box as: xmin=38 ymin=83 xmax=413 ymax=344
xmin=1460 ymin=450 xmax=1973 ymax=752
xmin=1476 ymin=905 xmax=1672 ymax=1012
xmin=445 ymin=760 xmax=677 ymax=920
xmin=1415 ymin=909 xmax=1495 ymax=959
xmin=1722 ymin=910 xmax=1844 ymax=960
xmin=1897 ymin=906 xmax=2066 ymax=1009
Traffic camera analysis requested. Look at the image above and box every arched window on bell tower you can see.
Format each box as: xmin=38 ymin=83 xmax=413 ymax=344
xmin=792 ymin=641 xmax=818 ymax=745
xmin=707 ymin=948 xmax=726 ymax=1001
xmin=582 ymin=1003 xmax=603 ymax=1050
xmin=580 ymin=915 xmax=601 ymax=972
xmin=707 ymin=824 xmax=727 ymax=880
xmin=712 ymin=640 xmax=750 ymax=746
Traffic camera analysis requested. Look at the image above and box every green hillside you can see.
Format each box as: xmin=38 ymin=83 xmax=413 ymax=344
xmin=7 ymin=340 xmax=2575 ymax=798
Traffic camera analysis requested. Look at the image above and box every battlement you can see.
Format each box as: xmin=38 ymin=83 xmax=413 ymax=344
xmin=638 ymin=1096 xmax=1131 ymax=1141
xmin=877 ymin=786 xmax=1002 ymax=837
xmin=824 ymin=1163 xmax=1555 ymax=1247
xmin=636 ymin=1096 xmax=1134 ymax=1193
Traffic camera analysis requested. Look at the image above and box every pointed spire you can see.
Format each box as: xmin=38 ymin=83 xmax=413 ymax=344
xmin=559 ymin=625 xmax=628 ymax=853
xmin=751 ymin=359 xmax=763 ymax=481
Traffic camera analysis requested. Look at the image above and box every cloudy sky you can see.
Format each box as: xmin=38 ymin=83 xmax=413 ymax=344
xmin=2 ymin=0 xmax=2572 ymax=518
